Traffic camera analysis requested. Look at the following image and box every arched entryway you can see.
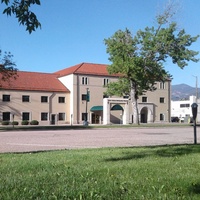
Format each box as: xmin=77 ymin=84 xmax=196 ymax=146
xmin=138 ymin=104 xmax=154 ymax=123
xmin=103 ymin=98 xmax=129 ymax=125
xmin=110 ymin=104 xmax=124 ymax=124
xmin=140 ymin=107 xmax=148 ymax=123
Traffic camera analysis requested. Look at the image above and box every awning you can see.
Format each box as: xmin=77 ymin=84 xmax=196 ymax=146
xmin=90 ymin=106 xmax=103 ymax=111
xmin=111 ymin=104 xmax=123 ymax=111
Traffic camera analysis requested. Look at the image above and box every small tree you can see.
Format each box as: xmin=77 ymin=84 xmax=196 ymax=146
xmin=104 ymin=5 xmax=199 ymax=124
xmin=0 ymin=51 xmax=17 ymax=85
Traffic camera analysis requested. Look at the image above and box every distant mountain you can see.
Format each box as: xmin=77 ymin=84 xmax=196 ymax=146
xmin=171 ymin=84 xmax=200 ymax=100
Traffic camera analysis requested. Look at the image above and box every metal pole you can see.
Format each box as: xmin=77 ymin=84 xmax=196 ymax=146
xmin=85 ymin=88 xmax=89 ymax=122
xmin=194 ymin=120 xmax=197 ymax=144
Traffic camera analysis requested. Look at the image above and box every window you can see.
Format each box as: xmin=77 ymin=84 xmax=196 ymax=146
xmin=41 ymin=113 xmax=48 ymax=121
xmin=3 ymin=112 xmax=10 ymax=121
xmin=160 ymin=113 xmax=164 ymax=121
xmin=82 ymin=113 xmax=87 ymax=121
xmin=58 ymin=97 xmax=65 ymax=103
xmin=82 ymin=77 xmax=88 ymax=85
xmin=2 ymin=95 xmax=10 ymax=102
xmin=180 ymin=104 xmax=190 ymax=108
xmin=41 ymin=96 xmax=48 ymax=103
xmin=22 ymin=95 xmax=30 ymax=102
xmin=22 ymin=112 xmax=30 ymax=121
xmin=160 ymin=97 xmax=165 ymax=103
xmin=58 ymin=113 xmax=65 ymax=121
xmin=82 ymin=94 xmax=87 ymax=101
xmin=142 ymin=97 xmax=147 ymax=102
xmin=103 ymin=78 xmax=109 ymax=86
xmin=160 ymin=82 xmax=165 ymax=89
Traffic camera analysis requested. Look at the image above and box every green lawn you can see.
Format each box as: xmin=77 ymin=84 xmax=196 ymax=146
xmin=1 ymin=145 xmax=200 ymax=199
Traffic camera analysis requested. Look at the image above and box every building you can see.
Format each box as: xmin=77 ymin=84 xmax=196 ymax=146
xmin=0 ymin=63 xmax=171 ymax=125
xmin=0 ymin=71 xmax=70 ymax=125
xmin=171 ymin=95 xmax=199 ymax=122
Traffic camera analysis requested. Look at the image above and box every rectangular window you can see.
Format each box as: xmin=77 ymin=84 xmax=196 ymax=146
xmin=142 ymin=97 xmax=147 ymax=102
xmin=41 ymin=113 xmax=48 ymax=121
xmin=103 ymin=78 xmax=109 ymax=86
xmin=2 ymin=95 xmax=10 ymax=102
xmin=58 ymin=97 xmax=65 ymax=103
xmin=82 ymin=113 xmax=87 ymax=121
xmin=160 ymin=97 xmax=165 ymax=103
xmin=82 ymin=77 xmax=88 ymax=85
xmin=82 ymin=94 xmax=87 ymax=101
xmin=160 ymin=113 xmax=164 ymax=121
xmin=41 ymin=96 xmax=48 ymax=103
xmin=22 ymin=112 xmax=30 ymax=121
xmin=180 ymin=104 xmax=190 ymax=108
xmin=160 ymin=82 xmax=165 ymax=89
xmin=3 ymin=112 xmax=10 ymax=121
xmin=58 ymin=113 xmax=65 ymax=121
xmin=22 ymin=95 xmax=30 ymax=102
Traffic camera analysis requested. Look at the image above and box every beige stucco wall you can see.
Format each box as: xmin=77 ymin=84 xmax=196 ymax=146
xmin=138 ymin=81 xmax=171 ymax=122
xmin=72 ymin=75 xmax=171 ymax=124
xmin=0 ymin=90 xmax=70 ymax=125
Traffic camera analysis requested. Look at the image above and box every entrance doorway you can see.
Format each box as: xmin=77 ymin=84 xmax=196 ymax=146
xmin=140 ymin=107 xmax=148 ymax=123
xmin=92 ymin=113 xmax=100 ymax=124
xmin=51 ymin=114 xmax=56 ymax=125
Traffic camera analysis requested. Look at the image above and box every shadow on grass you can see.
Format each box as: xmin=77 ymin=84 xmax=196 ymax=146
xmin=105 ymin=144 xmax=200 ymax=162
xmin=189 ymin=182 xmax=200 ymax=194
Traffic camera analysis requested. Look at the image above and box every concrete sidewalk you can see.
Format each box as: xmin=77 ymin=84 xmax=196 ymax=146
xmin=0 ymin=126 xmax=198 ymax=153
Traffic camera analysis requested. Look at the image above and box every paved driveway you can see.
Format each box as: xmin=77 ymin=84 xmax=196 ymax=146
xmin=0 ymin=126 xmax=199 ymax=153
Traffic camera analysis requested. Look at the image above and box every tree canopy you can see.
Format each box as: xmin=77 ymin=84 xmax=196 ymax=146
xmin=104 ymin=8 xmax=199 ymax=124
xmin=2 ymin=0 xmax=41 ymax=33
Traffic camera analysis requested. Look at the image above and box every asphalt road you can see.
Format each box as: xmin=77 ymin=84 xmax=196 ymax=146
xmin=0 ymin=126 xmax=199 ymax=153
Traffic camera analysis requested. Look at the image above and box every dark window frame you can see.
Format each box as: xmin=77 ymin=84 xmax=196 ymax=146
xmin=82 ymin=113 xmax=87 ymax=121
xmin=22 ymin=95 xmax=30 ymax=102
xmin=41 ymin=96 xmax=48 ymax=103
xmin=58 ymin=113 xmax=65 ymax=121
xmin=3 ymin=112 xmax=10 ymax=121
xmin=58 ymin=97 xmax=65 ymax=103
xmin=41 ymin=112 xmax=48 ymax=121
xmin=82 ymin=94 xmax=87 ymax=101
xmin=2 ymin=94 xmax=10 ymax=102
xmin=160 ymin=113 xmax=164 ymax=121
xmin=22 ymin=112 xmax=30 ymax=121
xmin=160 ymin=97 xmax=165 ymax=103
xmin=142 ymin=96 xmax=147 ymax=103
xmin=82 ymin=77 xmax=88 ymax=85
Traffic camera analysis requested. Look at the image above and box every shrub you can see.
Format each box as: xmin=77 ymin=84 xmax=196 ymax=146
xmin=30 ymin=120 xmax=39 ymax=125
xmin=1 ymin=121 xmax=10 ymax=125
xmin=21 ymin=120 xmax=29 ymax=125
xmin=11 ymin=121 xmax=19 ymax=125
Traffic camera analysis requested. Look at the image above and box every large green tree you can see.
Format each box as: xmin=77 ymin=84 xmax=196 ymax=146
xmin=104 ymin=8 xmax=199 ymax=124
xmin=0 ymin=0 xmax=41 ymax=82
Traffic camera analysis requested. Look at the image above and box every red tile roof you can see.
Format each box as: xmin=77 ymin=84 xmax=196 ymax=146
xmin=54 ymin=63 xmax=119 ymax=77
xmin=0 ymin=71 xmax=69 ymax=92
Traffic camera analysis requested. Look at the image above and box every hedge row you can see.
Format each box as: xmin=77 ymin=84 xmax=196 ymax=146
xmin=1 ymin=120 xmax=39 ymax=126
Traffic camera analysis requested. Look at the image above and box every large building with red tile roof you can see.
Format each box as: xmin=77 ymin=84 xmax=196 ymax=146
xmin=0 ymin=62 xmax=171 ymax=125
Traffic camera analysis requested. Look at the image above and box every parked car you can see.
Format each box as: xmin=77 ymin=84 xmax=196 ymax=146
xmin=171 ymin=117 xmax=179 ymax=122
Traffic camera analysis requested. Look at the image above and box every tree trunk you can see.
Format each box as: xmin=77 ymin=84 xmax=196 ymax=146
xmin=130 ymin=80 xmax=140 ymax=124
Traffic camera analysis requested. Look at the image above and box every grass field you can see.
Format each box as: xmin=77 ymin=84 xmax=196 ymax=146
xmin=1 ymin=144 xmax=200 ymax=199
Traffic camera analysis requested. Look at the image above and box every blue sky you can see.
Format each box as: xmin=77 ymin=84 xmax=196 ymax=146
xmin=0 ymin=0 xmax=200 ymax=87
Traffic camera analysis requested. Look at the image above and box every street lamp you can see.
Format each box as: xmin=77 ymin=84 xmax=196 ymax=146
xmin=191 ymin=103 xmax=198 ymax=144
xmin=192 ymin=75 xmax=198 ymax=102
